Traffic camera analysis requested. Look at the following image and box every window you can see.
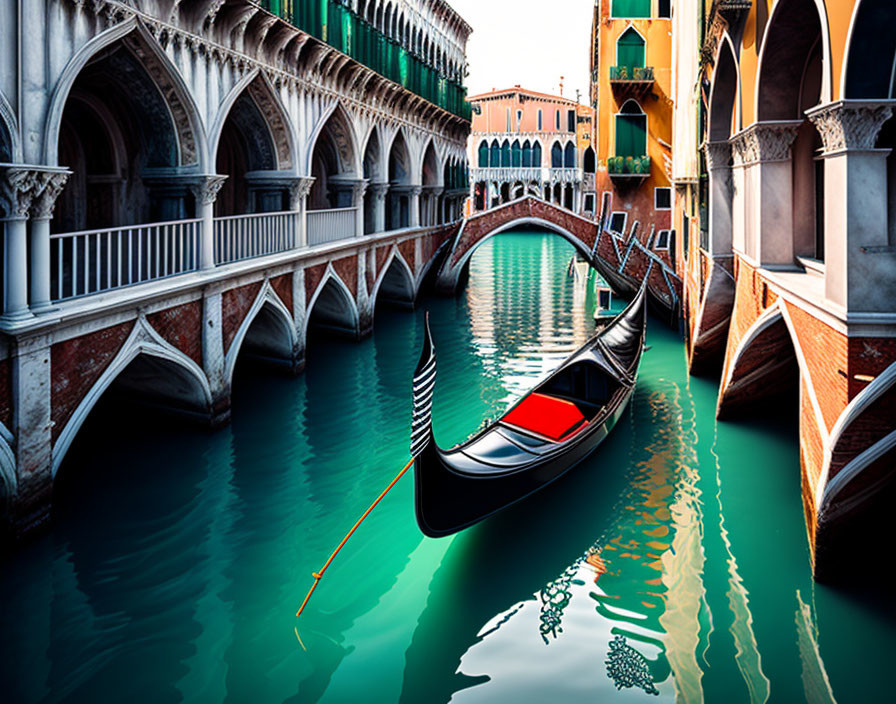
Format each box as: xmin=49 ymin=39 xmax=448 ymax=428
xmin=615 ymin=101 xmax=647 ymax=157
xmin=532 ymin=141 xmax=542 ymax=167
xmin=522 ymin=140 xmax=532 ymax=167
xmin=511 ymin=140 xmax=522 ymax=167
xmin=501 ymin=140 xmax=511 ymax=167
xmin=584 ymin=147 xmax=596 ymax=173
xmin=555 ymin=110 xmax=561 ymax=129
xmin=584 ymin=194 xmax=595 ymax=213
xmin=611 ymin=0 xmax=650 ymax=18
xmin=490 ymin=140 xmax=500 ymax=167
xmin=616 ymin=28 xmax=645 ymax=72
xmin=478 ymin=141 xmax=489 ymax=168
xmin=683 ymin=215 xmax=690 ymax=259
xmin=564 ymin=142 xmax=576 ymax=168
xmin=567 ymin=110 xmax=576 ymax=132
xmin=538 ymin=109 xmax=543 ymax=130
xmin=655 ymin=230 xmax=670 ymax=250
xmin=609 ymin=211 xmax=628 ymax=234
xmin=655 ymin=187 xmax=671 ymax=209
xmin=658 ymin=0 xmax=671 ymax=18
xmin=506 ymin=108 xmax=511 ymax=132
xmin=551 ymin=141 xmax=563 ymax=168
xmin=516 ymin=110 xmax=522 ymax=131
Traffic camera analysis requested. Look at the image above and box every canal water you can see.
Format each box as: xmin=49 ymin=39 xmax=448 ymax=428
xmin=2 ymin=232 xmax=894 ymax=703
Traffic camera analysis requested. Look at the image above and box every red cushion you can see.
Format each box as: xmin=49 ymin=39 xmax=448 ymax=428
xmin=503 ymin=393 xmax=587 ymax=441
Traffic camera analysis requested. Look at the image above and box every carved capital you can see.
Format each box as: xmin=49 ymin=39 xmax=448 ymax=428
xmin=32 ymin=171 xmax=72 ymax=220
xmin=731 ymin=121 xmax=800 ymax=165
xmin=703 ymin=141 xmax=732 ymax=171
xmin=409 ymin=185 xmax=423 ymax=198
xmin=369 ymin=182 xmax=390 ymax=199
xmin=0 ymin=166 xmax=68 ymax=219
xmin=806 ymin=100 xmax=896 ymax=154
xmin=190 ymin=175 xmax=228 ymax=205
xmin=287 ymin=177 xmax=315 ymax=207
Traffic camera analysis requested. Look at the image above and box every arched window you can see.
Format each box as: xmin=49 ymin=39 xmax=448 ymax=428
xmin=584 ymin=146 xmax=596 ymax=173
xmin=615 ymin=100 xmax=647 ymax=157
xmin=551 ymin=141 xmax=563 ymax=168
xmin=522 ymin=140 xmax=532 ymax=167
xmin=532 ymin=141 xmax=542 ymax=168
xmin=478 ymin=141 xmax=489 ymax=168
xmin=511 ymin=140 xmax=522 ymax=167
xmin=617 ymin=28 xmax=645 ymax=73
xmin=501 ymin=140 xmax=511 ymax=167
xmin=564 ymin=142 xmax=576 ymax=168
xmin=490 ymin=140 xmax=500 ymax=167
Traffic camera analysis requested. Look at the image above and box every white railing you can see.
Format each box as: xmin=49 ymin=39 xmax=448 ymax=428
xmin=307 ymin=207 xmax=357 ymax=246
xmin=50 ymin=219 xmax=201 ymax=301
xmin=214 ymin=210 xmax=297 ymax=265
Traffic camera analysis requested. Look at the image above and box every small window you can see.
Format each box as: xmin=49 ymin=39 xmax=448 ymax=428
xmin=655 ymin=230 xmax=670 ymax=250
xmin=567 ymin=109 xmax=576 ymax=132
xmin=538 ymin=109 xmax=543 ymax=130
xmin=609 ymin=211 xmax=628 ymax=234
xmin=555 ymin=110 xmax=561 ymax=129
xmin=657 ymin=0 xmax=671 ymax=18
xmin=655 ymin=187 xmax=671 ymax=210
xmin=516 ymin=110 xmax=522 ymax=130
xmin=506 ymin=108 xmax=511 ymax=132
xmin=584 ymin=194 xmax=595 ymax=213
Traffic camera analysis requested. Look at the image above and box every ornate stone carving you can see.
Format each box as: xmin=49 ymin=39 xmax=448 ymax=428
xmin=703 ymin=141 xmax=732 ymax=171
xmin=806 ymin=101 xmax=895 ymax=154
xmin=369 ymin=182 xmax=390 ymax=200
xmin=0 ymin=168 xmax=41 ymax=218
xmin=287 ymin=177 xmax=315 ymax=209
xmin=730 ymin=122 xmax=800 ymax=165
xmin=190 ymin=175 xmax=228 ymax=205
xmin=247 ymin=80 xmax=293 ymax=170
xmin=32 ymin=171 xmax=71 ymax=220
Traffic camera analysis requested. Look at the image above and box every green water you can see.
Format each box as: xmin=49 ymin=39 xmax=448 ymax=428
xmin=2 ymin=232 xmax=894 ymax=703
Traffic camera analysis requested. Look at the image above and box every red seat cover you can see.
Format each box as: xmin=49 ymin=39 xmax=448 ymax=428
xmin=503 ymin=393 xmax=587 ymax=441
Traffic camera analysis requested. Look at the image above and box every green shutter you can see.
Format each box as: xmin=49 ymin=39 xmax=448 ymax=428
xmin=617 ymin=30 xmax=645 ymax=71
xmin=615 ymin=114 xmax=646 ymax=157
xmin=612 ymin=0 xmax=650 ymax=18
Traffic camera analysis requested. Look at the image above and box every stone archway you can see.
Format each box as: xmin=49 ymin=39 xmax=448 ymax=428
xmin=373 ymin=251 xmax=416 ymax=311
xmin=306 ymin=270 xmax=361 ymax=340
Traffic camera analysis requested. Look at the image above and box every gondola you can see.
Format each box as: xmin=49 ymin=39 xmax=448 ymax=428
xmin=409 ymin=281 xmax=648 ymax=538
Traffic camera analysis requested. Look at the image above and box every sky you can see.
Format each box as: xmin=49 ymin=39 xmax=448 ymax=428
xmin=448 ymin=0 xmax=593 ymax=103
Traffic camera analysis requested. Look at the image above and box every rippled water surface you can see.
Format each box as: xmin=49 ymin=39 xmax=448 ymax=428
xmin=2 ymin=232 xmax=894 ymax=703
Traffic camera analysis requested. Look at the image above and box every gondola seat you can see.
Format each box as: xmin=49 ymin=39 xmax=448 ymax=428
xmin=502 ymin=393 xmax=588 ymax=442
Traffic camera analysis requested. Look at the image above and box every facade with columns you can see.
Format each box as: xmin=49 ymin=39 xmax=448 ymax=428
xmin=0 ymin=0 xmax=470 ymax=538
xmin=672 ymin=0 xmax=896 ymax=580
xmin=468 ymin=87 xmax=597 ymax=216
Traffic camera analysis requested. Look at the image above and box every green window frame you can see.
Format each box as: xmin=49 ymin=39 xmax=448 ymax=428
xmin=615 ymin=112 xmax=647 ymax=157
xmin=617 ymin=28 xmax=645 ymax=72
xmin=611 ymin=0 xmax=650 ymax=18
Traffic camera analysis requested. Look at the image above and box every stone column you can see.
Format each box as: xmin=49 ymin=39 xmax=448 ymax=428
xmin=351 ymin=180 xmax=369 ymax=237
xmin=731 ymin=121 xmax=801 ymax=266
xmin=29 ymin=170 xmax=71 ymax=312
xmin=190 ymin=175 xmax=228 ymax=270
xmin=423 ymin=186 xmax=443 ymax=227
xmin=807 ymin=100 xmax=895 ymax=311
xmin=288 ymin=177 xmax=315 ymax=248
xmin=704 ymin=141 xmax=734 ymax=257
xmin=369 ymin=182 xmax=389 ymax=233
xmin=409 ymin=185 xmax=422 ymax=227
xmin=0 ymin=168 xmax=40 ymax=321
xmin=202 ymin=287 xmax=231 ymax=426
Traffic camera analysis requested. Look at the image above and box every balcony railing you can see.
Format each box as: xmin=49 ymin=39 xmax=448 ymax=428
xmin=214 ymin=211 xmax=298 ymax=265
xmin=608 ymin=155 xmax=651 ymax=175
xmin=609 ymin=66 xmax=654 ymax=82
xmin=257 ymin=0 xmax=470 ymax=121
xmin=50 ymin=219 xmax=201 ymax=301
xmin=307 ymin=207 xmax=357 ymax=246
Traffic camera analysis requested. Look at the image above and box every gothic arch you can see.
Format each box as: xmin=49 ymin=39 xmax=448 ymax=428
xmin=224 ymin=281 xmax=299 ymax=384
xmin=709 ymin=34 xmax=740 ymax=141
xmin=305 ymin=102 xmax=360 ymax=176
xmin=755 ymin=0 xmax=832 ymax=121
xmin=43 ymin=18 xmax=207 ymax=169
xmin=0 ymin=90 xmax=20 ymax=162
xmin=209 ymin=70 xmax=295 ymax=172
xmin=304 ymin=266 xmax=360 ymax=340
xmin=52 ymin=316 xmax=214 ymax=477
xmin=371 ymin=248 xmax=416 ymax=309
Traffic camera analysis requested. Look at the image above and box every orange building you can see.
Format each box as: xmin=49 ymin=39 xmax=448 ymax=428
xmin=590 ymin=0 xmax=674 ymax=265
xmin=468 ymin=87 xmax=597 ymax=216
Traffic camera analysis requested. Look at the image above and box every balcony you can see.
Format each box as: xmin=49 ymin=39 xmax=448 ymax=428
xmin=607 ymin=155 xmax=651 ymax=188
xmin=257 ymin=0 xmax=471 ymax=121
xmin=609 ymin=66 xmax=655 ymax=100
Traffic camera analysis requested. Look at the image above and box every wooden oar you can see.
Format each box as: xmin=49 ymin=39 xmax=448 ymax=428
xmin=295 ymin=457 xmax=415 ymax=618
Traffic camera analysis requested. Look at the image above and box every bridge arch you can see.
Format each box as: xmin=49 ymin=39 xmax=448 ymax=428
xmin=305 ymin=266 xmax=361 ymax=340
xmin=224 ymin=281 xmax=300 ymax=384
xmin=52 ymin=316 xmax=214 ymax=477
xmin=372 ymin=249 xmax=416 ymax=310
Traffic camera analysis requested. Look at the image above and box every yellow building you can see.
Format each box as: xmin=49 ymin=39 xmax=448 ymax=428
xmin=590 ymin=0 xmax=674 ymax=256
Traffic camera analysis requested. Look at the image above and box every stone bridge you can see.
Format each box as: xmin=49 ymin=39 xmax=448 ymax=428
xmin=0 ymin=223 xmax=456 ymax=538
xmin=435 ymin=196 xmax=682 ymax=321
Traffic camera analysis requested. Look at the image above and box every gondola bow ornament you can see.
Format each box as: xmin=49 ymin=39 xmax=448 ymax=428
xmin=410 ymin=313 xmax=436 ymax=458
